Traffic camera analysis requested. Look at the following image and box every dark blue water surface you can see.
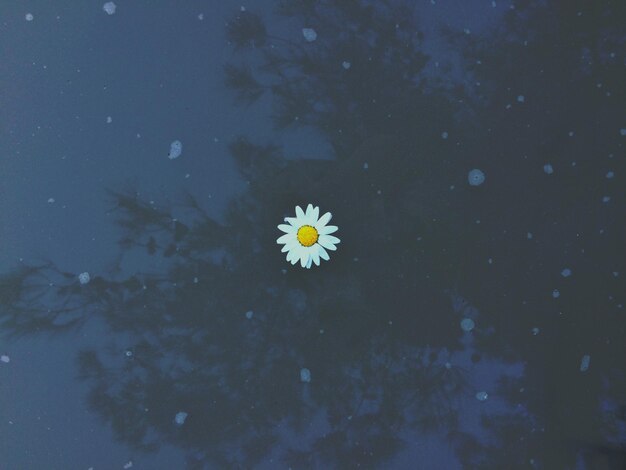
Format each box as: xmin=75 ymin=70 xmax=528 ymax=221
xmin=1 ymin=1 xmax=625 ymax=469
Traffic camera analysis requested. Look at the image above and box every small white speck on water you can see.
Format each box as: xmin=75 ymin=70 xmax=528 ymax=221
xmin=342 ymin=61 xmax=351 ymax=70
xmin=300 ymin=368 xmax=311 ymax=383
xmin=552 ymin=289 xmax=560 ymax=299
xmin=602 ymin=196 xmax=610 ymax=203
xmin=561 ymin=268 xmax=572 ymax=277
xmin=527 ymin=232 xmax=533 ymax=239
xmin=568 ymin=131 xmax=574 ymax=137
xmin=25 ymin=13 xmax=34 ymax=21
xmin=47 ymin=198 xmax=55 ymax=203
xmin=0 ymin=355 xmax=10 ymax=363
xmin=245 ymin=310 xmax=253 ymax=319
xmin=517 ymin=95 xmax=525 ymax=103
xmin=543 ymin=164 xmax=553 ymax=174
xmin=174 ymin=411 xmax=188 ymax=425
xmin=168 ymin=140 xmax=182 ymax=159
xmin=579 ymin=354 xmax=590 ymax=372
xmin=302 ymin=28 xmax=317 ymax=42
xmin=363 ymin=162 xmax=368 ymax=169
xmin=606 ymin=171 xmax=614 ymax=179
xmin=106 ymin=116 xmax=112 ymax=124
xmin=475 ymin=391 xmax=488 ymax=401
xmin=441 ymin=131 xmax=449 ymax=139
xmin=531 ymin=327 xmax=540 ymax=335
xmin=102 ymin=2 xmax=116 ymax=15
xmin=198 ymin=13 xmax=204 ymax=20
xmin=78 ymin=272 xmax=91 ymax=284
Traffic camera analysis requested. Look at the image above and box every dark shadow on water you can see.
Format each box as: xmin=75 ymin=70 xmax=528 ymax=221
xmin=2 ymin=1 xmax=625 ymax=468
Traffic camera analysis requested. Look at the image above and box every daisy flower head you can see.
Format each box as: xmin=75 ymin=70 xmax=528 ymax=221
xmin=277 ymin=204 xmax=340 ymax=269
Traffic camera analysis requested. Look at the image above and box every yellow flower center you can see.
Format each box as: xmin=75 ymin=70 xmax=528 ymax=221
xmin=297 ymin=225 xmax=318 ymax=247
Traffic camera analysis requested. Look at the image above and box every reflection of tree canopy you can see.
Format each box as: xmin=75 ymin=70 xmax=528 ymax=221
xmin=2 ymin=1 xmax=625 ymax=468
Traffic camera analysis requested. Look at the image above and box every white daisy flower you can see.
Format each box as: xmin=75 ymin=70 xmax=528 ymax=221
xmin=277 ymin=204 xmax=340 ymax=268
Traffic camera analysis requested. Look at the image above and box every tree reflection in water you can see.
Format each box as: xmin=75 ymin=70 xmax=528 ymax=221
xmin=1 ymin=1 xmax=625 ymax=468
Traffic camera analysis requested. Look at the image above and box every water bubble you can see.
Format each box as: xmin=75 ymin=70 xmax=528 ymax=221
xmin=468 ymin=169 xmax=485 ymax=186
xmin=543 ymin=164 xmax=554 ymax=174
xmin=517 ymin=95 xmax=525 ymax=103
xmin=441 ymin=131 xmax=449 ymax=139
xmin=561 ymin=268 xmax=572 ymax=277
xmin=460 ymin=318 xmax=475 ymax=332
xmin=552 ymin=289 xmax=560 ymax=299
xmin=475 ymin=391 xmax=488 ymax=401
xmin=1 ymin=355 xmax=10 ymax=363
xmin=245 ymin=310 xmax=254 ymax=319
xmin=300 ymin=368 xmax=311 ymax=383
xmin=342 ymin=61 xmax=351 ymax=70
xmin=25 ymin=13 xmax=34 ymax=21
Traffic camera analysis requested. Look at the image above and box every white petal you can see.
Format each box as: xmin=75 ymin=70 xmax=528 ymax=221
xmin=305 ymin=256 xmax=313 ymax=269
xmin=282 ymin=241 xmax=298 ymax=253
xmin=295 ymin=205 xmax=305 ymax=219
xmin=320 ymin=234 xmax=340 ymax=245
xmin=305 ymin=204 xmax=319 ymax=224
xmin=277 ymin=233 xmax=294 ymax=244
xmin=318 ymin=224 xmax=338 ymax=235
xmin=317 ymin=245 xmax=330 ymax=261
xmin=311 ymin=249 xmax=320 ymax=266
xmin=284 ymin=217 xmax=299 ymax=226
xmin=299 ymin=250 xmax=309 ymax=268
xmin=317 ymin=212 xmax=332 ymax=227
xmin=278 ymin=224 xmax=295 ymax=234
xmin=318 ymin=235 xmax=338 ymax=251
